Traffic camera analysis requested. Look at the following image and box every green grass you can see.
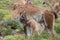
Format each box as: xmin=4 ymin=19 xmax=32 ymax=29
xmin=0 ymin=9 xmax=12 ymax=15
xmin=3 ymin=31 xmax=60 ymax=40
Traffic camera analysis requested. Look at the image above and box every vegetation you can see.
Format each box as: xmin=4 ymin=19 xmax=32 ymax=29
xmin=0 ymin=0 xmax=13 ymax=9
xmin=3 ymin=32 xmax=60 ymax=40
xmin=0 ymin=0 xmax=60 ymax=40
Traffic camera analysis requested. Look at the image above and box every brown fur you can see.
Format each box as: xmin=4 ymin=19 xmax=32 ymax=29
xmin=26 ymin=19 xmax=44 ymax=37
xmin=27 ymin=19 xmax=44 ymax=32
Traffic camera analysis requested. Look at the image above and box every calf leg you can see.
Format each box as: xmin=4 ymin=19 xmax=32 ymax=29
xmin=24 ymin=26 xmax=27 ymax=37
xmin=25 ymin=26 xmax=32 ymax=37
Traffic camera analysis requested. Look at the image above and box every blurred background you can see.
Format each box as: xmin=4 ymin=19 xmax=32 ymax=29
xmin=0 ymin=0 xmax=60 ymax=40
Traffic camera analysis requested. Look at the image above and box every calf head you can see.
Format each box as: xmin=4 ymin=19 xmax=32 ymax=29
xmin=20 ymin=12 xmax=27 ymax=25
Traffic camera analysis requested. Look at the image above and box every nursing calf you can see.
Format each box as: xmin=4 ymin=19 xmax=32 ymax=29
xmin=25 ymin=19 xmax=45 ymax=37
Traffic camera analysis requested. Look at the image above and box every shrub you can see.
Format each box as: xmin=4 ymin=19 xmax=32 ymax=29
xmin=0 ymin=27 xmax=13 ymax=36
xmin=0 ymin=22 xmax=13 ymax=36
xmin=0 ymin=8 xmax=23 ymax=36
xmin=3 ymin=18 xmax=23 ymax=30
xmin=0 ymin=18 xmax=23 ymax=36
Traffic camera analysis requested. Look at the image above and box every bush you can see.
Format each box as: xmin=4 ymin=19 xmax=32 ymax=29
xmin=0 ymin=8 xmax=23 ymax=36
xmin=0 ymin=9 xmax=23 ymax=36
xmin=0 ymin=27 xmax=12 ymax=36
xmin=0 ymin=18 xmax=23 ymax=36
xmin=3 ymin=18 xmax=23 ymax=30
